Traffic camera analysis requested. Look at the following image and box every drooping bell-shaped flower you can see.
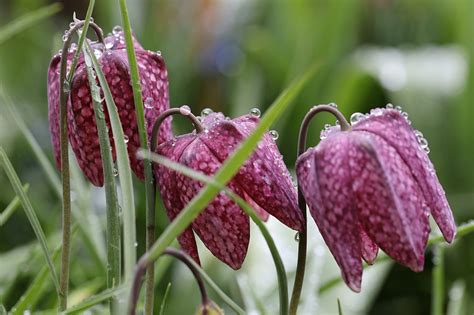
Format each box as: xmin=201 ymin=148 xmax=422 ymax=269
xmin=296 ymin=106 xmax=456 ymax=292
xmin=48 ymin=26 xmax=171 ymax=186
xmin=155 ymin=110 xmax=304 ymax=269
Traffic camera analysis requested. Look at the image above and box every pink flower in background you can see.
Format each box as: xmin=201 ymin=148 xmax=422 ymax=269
xmin=296 ymin=107 xmax=456 ymax=292
xmin=156 ymin=110 xmax=304 ymax=269
xmin=48 ymin=27 xmax=171 ymax=186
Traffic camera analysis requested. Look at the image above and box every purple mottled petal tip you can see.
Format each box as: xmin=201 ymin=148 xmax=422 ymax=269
xmin=353 ymin=109 xmax=456 ymax=243
xmin=179 ymin=139 xmax=250 ymax=269
xmin=297 ymin=137 xmax=362 ymax=292
xmin=350 ymin=133 xmax=429 ymax=272
xmin=360 ymin=226 xmax=378 ymax=264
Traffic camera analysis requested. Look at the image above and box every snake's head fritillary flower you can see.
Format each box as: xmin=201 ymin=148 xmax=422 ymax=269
xmin=296 ymin=106 xmax=456 ymax=292
xmin=48 ymin=26 xmax=171 ymax=186
xmin=155 ymin=109 xmax=304 ymax=269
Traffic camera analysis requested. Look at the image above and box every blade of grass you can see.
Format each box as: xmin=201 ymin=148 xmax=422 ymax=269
xmin=139 ymin=63 xmax=317 ymax=274
xmin=432 ymin=245 xmax=445 ymax=315
xmin=0 ymin=3 xmax=62 ymax=45
xmin=337 ymin=299 xmax=343 ymax=315
xmin=0 ymin=89 xmax=61 ymax=196
xmin=63 ymin=286 xmax=126 ymax=314
xmin=0 ymin=184 xmax=29 ymax=226
xmin=83 ymin=37 xmax=136 ymax=285
xmin=117 ymin=1 xmax=155 ymax=312
xmin=83 ymin=44 xmax=121 ymax=309
xmin=0 ymin=147 xmax=60 ymax=296
xmin=139 ymin=151 xmax=288 ymax=315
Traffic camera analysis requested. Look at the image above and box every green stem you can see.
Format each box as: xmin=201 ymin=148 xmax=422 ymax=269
xmin=290 ymin=104 xmax=349 ymax=315
xmin=83 ymin=43 xmax=121 ymax=313
xmin=118 ymin=0 xmax=145 ymax=289
xmin=432 ymin=245 xmax=445 ymax=315
xmin=139 ymin=151 xmax=287 ymax=315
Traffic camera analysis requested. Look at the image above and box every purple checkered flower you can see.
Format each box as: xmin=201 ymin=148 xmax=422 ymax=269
xmin=155 ymin=110 xmax=304 ymax=269
xmin=296 ymin=107 xmax=456 ymax=292
xmin=48 ymin=27 xmax=171 ymax=186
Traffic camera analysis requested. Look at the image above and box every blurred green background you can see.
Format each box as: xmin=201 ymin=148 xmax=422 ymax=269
xmin=0 ymin=0 xmax=473 ymax=314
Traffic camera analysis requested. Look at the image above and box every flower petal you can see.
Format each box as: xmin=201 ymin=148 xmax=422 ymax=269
xmin=47 ymin=54 xmax=63 ymax=170
xmin=350 ymin=132 xmax=430 ymax=272
xmin=200 ymin=115 xmax=303 ymax=231
xmin=155 ymin=134 xmax=200 ymax=264
xmin=352 ymin=109 xmax=456 ymax=242
xmin=296 ymin=135 xmax=363 ymax=292
xmin=178 ymin=139 xmax=250 ymax=269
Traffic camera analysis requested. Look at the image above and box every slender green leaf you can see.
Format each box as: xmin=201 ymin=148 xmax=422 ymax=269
xmin=0 ymin=3 xmax=62 ymax=45
xmin=0 ymin=184 xmax=29 ymax=226
xmin=0 ymin=89 xmax=61 ymax=196
xmin=143 ymin=63 xmax=317 ymax=269
xmin=84 ymin=36 xmax=136 ymax=283
xmin=83 ymin=43 xmax=121 ymax=293
xmin=158 ymin=283 xmax=172 ymax=315
xmin=139 ymin=151 xmax=288 ymax=315
xmin=63 ymin=286 xmax=126 ymax=314
xmin=0 ymin=147 xmax=60 ymax=295
xmin=0 ymin=305 xmax=6 ymax=315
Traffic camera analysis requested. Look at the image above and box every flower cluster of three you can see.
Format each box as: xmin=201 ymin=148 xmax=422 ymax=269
xmin=48 ymin=30 xmax=455 ymax=291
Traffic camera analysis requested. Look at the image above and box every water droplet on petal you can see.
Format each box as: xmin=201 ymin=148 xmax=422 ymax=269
xmin=112 ymin=25 xmax=122 ymax=34
xmin=329 ymin=102 xmax=338 ymax=108
xmin=94 ymin=49 xmax=102 ymax=59
xmin=269 ymin=130 xmax=279 ymax=140
xmin=156 ymin=50 xmax=162 ymax=56
xmin=105 ymin=41 xmax=113 ymax=49
xmin=69 ymin=22 xmax=76 ymax=28
xmin=402 ymin=112 xmax=409 ymax=119
xmin=395 ymin=105 xmax=402 ymax=112
xmin=144 ymin=97 xmax=154 ymax=109
xmin=62 ymin=34 xmax=68 ymax=42
xmin=370 ymin=108 xmax=383 ymax=116
xmin=386 ymin=103 xmax=394 ymax=109
xmin=414 ymin=130 xmax=424 ymax=138
xmin=250 ymin=108 xmax=261 ymax=118
xmin=350 ymin=112 xmax=365 ymax=125
xmin=294 ymin=232 xmax=300 ymax=242
xmin=124 ymin=135 xmax=129 ymax=143
xmin=324 ymin=124 xmax=331 ymax=130
xmin=179 ymin=105 xmax=191 ymax=115
xmin=201 ymin=108 xmax=213 ymax=116
xmin=113 ymin=168 xmax=119 ymax=177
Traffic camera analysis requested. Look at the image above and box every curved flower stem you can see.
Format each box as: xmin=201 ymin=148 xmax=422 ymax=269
xmin=128 ymin=248 xmax=209 ymax=315
xmin=57 ymin=17 xmax=103 ymax=311
xmin=150 ymin=107 xmax=205 ymax=151
xmin=289 ymin=104 xmax=350 ymax=315
xmin=143 ymin=107 xmax=204 ymax=312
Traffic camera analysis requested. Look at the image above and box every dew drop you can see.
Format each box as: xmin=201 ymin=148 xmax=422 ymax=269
xmin=156 ymin=50 xmax=162 ymax=56
xmin=401 ymin=112 xmax=409 ymax=119
xmin=370 ymin=108 xmax=383 ymax=116
xmin=105 ymin=41 xmax=113 ymax=49
xmin=395 ymin=105 xmax=402 ymax=112
xmin=386 ymin=103 xmax=394 ymax=109
xmin=269 ymin=130 xmax=279 ymax=140
xmin=94 ymin=49 xmax=102 ymax=59
xmin=324 ymin=124 xmax=331 ymax=130
xmin=69 ymin=22 xmax=76 ymax=28
xmin=250 ymin=108 xmax=261 ymax=118
xmin=201 ymin=108 xmax=213 ymax=117
xmin=179 ymin=105 xmax=191 ymax=116
xmin=144 ymin=97 xmax=154 ymax=109
xmin=62 ymin=34 xmax=68 ymax=42
xmin=414 ymin=130 xmax=424 ymax=138
xmin=350 ymin=112 xmax=365 ymax=125
xmin=112 ymin=25 xmax=122 ymax=34
xmin=329 ymin=102 xmax=338 ymax=108
xmin=113 ymin=167 xmax=119 ymax=177
xmin=134 ymin=242 xmax=138 ymax=247
xmin=294 ymin=232 xmax=300 ymax=242
xmin=124 ymin=135 xmax=129 ymax=143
